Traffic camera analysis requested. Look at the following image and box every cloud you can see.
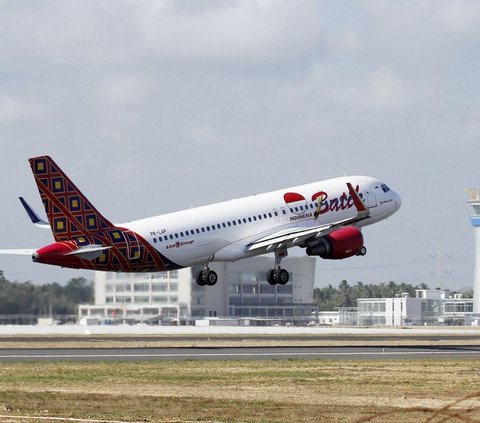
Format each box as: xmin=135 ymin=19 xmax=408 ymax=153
xmin=0 ymin=95 xmax=44 ymax=124
xmin=0 ymin=1 xmax=479 ymax=287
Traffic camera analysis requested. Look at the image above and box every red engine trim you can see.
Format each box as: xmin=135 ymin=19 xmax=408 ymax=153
xmin=306 ymin=226 xmax=364 ymax=260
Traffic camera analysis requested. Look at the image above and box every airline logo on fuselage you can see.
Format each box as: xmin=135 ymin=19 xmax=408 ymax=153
xmin=166 ymin=240 xmax=194 ymax=250
xmin=283 ymin=185 xmax=363 ymax=222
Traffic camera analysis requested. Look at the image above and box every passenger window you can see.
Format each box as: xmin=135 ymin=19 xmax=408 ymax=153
xmin=248 ymin=217 xmax=252 ymax=222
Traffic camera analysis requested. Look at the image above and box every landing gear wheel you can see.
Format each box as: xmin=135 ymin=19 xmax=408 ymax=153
xmin=275 ymin=268 xmax=289 ymax=285
xmin=196 ymin=269 xmax=218 ymax=286
xmin=196 ymin=271 xmax=207 ymax=286
xmin=357 ymin=246 xmax=367 ymax=256
xmin=205 ymin=270 xmax=218 ymax=286
xmin=267 ymin=269 xmax=276 ymax=285
xmin=266 ymin=268 xmax=289 ymax=285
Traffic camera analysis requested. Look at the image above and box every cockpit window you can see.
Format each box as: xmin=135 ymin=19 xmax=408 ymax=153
xmin=381 ymin=184 xmax=390 ymax=193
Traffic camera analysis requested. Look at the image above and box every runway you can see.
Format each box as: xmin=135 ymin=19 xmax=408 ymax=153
xmin=0 ymin=345 xmax=479 ymax=361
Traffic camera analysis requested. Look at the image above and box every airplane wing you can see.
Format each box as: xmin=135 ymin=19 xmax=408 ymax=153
xmin=0 ymin=249 xmax=36 ymax=255
xmin=19 ymin=197 xmax=50 ymax=229
xmin=245 ymin=182 xmax=370 ymax=253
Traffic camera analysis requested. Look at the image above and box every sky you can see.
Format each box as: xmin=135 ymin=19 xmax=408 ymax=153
xmin=0 ymin=0 xmax=479 ymax=290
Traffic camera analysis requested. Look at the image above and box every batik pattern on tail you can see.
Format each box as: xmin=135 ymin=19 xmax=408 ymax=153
xmin=29 ymin=155 xmax=170 ymax=272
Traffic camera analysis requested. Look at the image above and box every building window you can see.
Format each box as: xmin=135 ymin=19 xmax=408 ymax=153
xmin=277 ymin=285 xmax=292 ymax=294
xmin=116 ymin=296 xmax=132 ymax=303
xmin=135 ymin=296 xmax=150 ymax=303
xmin=151 ymin=283 xmax=168 ymax=292
xmin=134 ymin=283 xmax=150 ymax=292
xmin=152 ymin=296 xmax=168 ymax=303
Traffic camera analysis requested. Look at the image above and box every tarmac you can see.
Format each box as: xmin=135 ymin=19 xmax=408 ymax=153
xmin=0 ymin=324 xmax=479 ymax=336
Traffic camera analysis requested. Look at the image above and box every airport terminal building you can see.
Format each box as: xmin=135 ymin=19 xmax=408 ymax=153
xmin=356 ymin=289 xmax=473 ymax=326
xmin=79 ymin=256 xmax=317 ymax=325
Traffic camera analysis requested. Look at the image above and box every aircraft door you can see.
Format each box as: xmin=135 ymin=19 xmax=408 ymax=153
xmin=361 ymin=181 xmax=377 ymax=208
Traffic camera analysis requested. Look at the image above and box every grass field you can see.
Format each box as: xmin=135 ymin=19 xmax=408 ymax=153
xmin=0 ymin=358 xmax=479 ymax=422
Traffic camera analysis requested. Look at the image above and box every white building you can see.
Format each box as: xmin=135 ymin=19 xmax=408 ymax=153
xmin=356 ymin=289 xmax=474 ymax=326
xmin=79 ymin=256 xmax=316 ymax=324
xmin=357 ymin=290 xmax=445 ymax=326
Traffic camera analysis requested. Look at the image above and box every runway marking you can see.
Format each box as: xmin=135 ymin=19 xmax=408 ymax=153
xmin=0 ymin=350 xmax=478 ymax=359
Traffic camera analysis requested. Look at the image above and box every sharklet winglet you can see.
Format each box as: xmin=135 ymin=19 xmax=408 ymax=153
xmin=19 ymin=197 xmax=50 ymax=228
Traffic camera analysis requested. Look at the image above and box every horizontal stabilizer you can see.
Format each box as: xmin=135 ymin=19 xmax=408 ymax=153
xmin=19 ymin=197 xmax=50 ymax=229
xmin=66 ymin=244 xmax=112 ymax=260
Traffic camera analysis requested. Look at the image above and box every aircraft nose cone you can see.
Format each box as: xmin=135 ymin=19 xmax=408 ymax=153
xmin=393 ymin=191 xmax=402 ymax=210
xmin=32 ymin=252 xmax=39 ymax=262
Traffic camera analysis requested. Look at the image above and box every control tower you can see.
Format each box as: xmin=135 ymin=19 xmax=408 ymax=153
xmin=465 ymin=188 xmax=480 ymax=314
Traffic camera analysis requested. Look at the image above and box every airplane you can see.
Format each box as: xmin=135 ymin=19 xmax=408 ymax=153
xmin=0 ymin=156 xmax=401 ymax=286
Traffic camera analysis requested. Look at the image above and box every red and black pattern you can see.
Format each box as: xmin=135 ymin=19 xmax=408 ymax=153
xmin=30 ymin=156 xmax=114 ymax=241
xmin=29 ymin=156 xmax=170 ymax=272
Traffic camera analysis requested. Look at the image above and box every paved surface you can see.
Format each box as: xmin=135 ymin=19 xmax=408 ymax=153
xmin=0 ymin=325 xmax=480 ymax=336
xmin=0 ymin=345 xmax=479 ymax=361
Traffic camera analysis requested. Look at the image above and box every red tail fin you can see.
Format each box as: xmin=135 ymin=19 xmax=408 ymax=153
xmin=29 ymin=155 xmax=113 ymax=242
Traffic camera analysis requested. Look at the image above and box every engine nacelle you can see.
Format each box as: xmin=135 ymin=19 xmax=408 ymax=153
xmin=306 ymin=226 xmax=364 ymax=260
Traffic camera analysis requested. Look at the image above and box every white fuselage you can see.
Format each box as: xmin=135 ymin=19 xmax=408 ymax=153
xmin=123 ymin=175 xmax=401 ymax=268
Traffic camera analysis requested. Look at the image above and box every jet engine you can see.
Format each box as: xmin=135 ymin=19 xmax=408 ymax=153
xmin=306 ymin=226 xmax=365 ymax=260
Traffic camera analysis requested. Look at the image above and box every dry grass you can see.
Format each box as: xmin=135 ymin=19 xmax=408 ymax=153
xmin=0 ymin=359 xmax=478 ymax=422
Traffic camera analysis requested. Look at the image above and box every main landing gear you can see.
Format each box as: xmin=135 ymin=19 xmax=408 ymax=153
xmin=196 ymin=265 xmax=218 ymax=286
xmin=266 ymin=247 xmax=289 ymax=285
